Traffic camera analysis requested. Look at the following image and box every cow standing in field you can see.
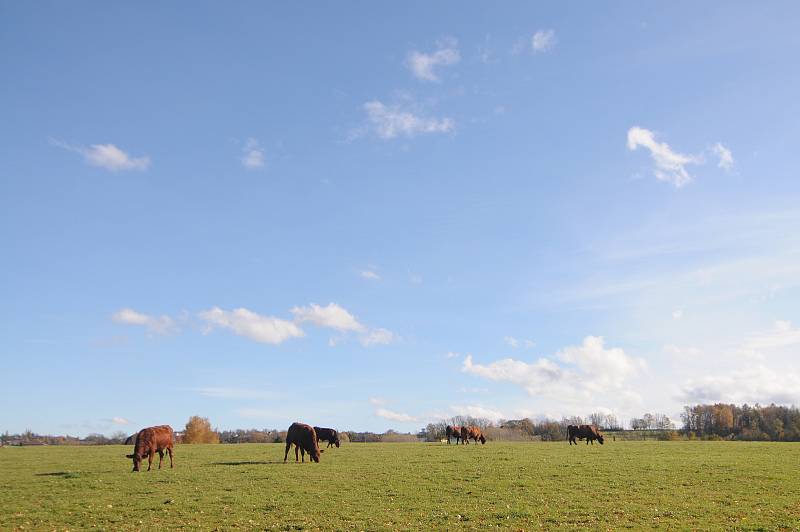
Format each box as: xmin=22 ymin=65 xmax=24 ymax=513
xmin=446 ymin=425 xmax=463 ymax=445
xmin=464 ymin=426 xmax=487 ymax=444
xmin=567 ymin=424 xmax=604 ymax=445
xmin=284 ymin=422 xmax=322 ymax=463
xmin=126 ymin=425 xmax=174 ymax=472
xmin=314 ymin=426 xmax=340 ymax=448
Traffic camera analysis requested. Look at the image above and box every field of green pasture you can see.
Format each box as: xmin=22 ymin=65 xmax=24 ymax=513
xmin=2 ymin=441 xmax=799 ymax=530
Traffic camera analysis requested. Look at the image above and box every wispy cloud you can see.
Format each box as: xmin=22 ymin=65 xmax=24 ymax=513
xmin=375 ymin=408 xmax=417 ymax=422
xmin=406 ymin=38 xmax=460 ymax=82
xmin=112 ymin=308 xmax=176 ymax=335
xmin=111 ymin=417 xmax=129 ymax=425
xmin=50 ymin=138 xmax=150 ymax=171
xmin=504 ymin=336 xmax=535 ymax=349
xmin=199 ymin=307 xmax=304 ymax=344
xmin=360 ymin=269 xmax=381 ymax=281
xmin=711 ymin=142 xmax=734 ymax=171
xmin=627 ymin=126 xmax=701 ymax=187
xmin=531 ymin=30 xmax=556 ymax=53
xmin=362 ymin=100 xmax=454 ymax=140
xmin=291 ymin=303 xmax=365 ymax=332
xmin=241 ymin=138 xmax=265 ymax=169
xmin=360 ymin=328 xmax=395 ymax=347
xmin=450 ymin=404 xmax=505 ymax=422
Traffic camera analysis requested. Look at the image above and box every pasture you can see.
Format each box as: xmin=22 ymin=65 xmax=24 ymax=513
xmin=2 ymin=441 xmax=799 ymax=530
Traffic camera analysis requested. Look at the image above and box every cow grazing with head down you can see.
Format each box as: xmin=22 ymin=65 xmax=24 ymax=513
xmin=126 ymin=425 xmax=174 ymax=472
xmin=284 ymin=422 xmax=322 ymax=463
xmin=567 ymin=424 xmax=604 ymax=445
xmin=445 ymin=425 xmax=463 ymax=445
xmin=464 ymin=425 xmax=487 ymax=444
xmin=313 ymin=426 xmax=340 ymax=448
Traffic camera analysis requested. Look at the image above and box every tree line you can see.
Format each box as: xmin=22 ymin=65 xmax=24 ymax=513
xmin=4 ymin=404 xmax=800 ymax=446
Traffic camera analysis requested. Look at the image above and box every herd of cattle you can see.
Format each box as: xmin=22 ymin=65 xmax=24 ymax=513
xmin=125 ymin=422 xmax=604 ymax=471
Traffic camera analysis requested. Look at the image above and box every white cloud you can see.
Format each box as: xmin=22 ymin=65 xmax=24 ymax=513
xmin=711 ymin=142 xmax=734 ymax=171
xmin=50 ymin=138 xmax=150 ymax=171
xmin=680 ymin=365 xmax=800 ymax=405
xmin=360 ymin=270 xmax=381 ymax=280
xmin=504 ymin=336 xmax=520 ymax=348
xmin=193 ymin=387 xmax=277 ymax=400
xmin=531 ymin=30 xmax=556 ymax=53
xmin=111 ymin=417 xmax=129 ymax=425
xmin=463 ymin=336 xmax=645 ymax=398
xmin=663 ymin=344 xmax=702 ymax=359
xmin=363 ymin=100 xmax=454 ymax=139
xmin=375 ymin=408 xmax=417 ymax=422
xmin=445 ymin=351 xmax=461 ymax=359
xmin=742 ymin=320 xmax=800 ymax=352
xmin=112 ymin=308 xmax=176 ymax=335
xmin=199 ymin=307 xmax=304 ymax=344
xmin=406 ymin=38 xmax=460 ymax=81
xmin=504 ymin=337 xmax=535 ymax=349
xmin=672 ymin=309 xmax=684 ymax=320
xmin=241 ymin=138 xmax=265 ymax=169
xmin=627 ymin=126 xmax=700 ymax=187
xmin=450 ymin=404 xmax=505 ymax=422
xmin=360 ymin=327 xmax=396 ymax=347
xmin=291 ymin=303 xmax=365 ymax=332
xmin=369 ymin=397 xmax=385 ymax=406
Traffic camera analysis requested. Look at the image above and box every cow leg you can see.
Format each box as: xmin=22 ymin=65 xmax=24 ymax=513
xmin=167 ymin=447 xmax=174 ymax=468
xmin=300 ymin=447 xmax=305 ymax=462
xmin=295 ymin=444 xmax=300 ymax=462
xmin=158 ymin=450 xmax=164 ymax=469
xmin=147 ymin=452 xmax=153 ymax=471
xmin=284 ymin=442 xmax=291 ymax=462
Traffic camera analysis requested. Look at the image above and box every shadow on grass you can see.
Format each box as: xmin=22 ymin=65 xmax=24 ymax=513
xmin=35 ymin=471 xmax=80 ymax=478
xmin=212 ymin=460 xmax=285 ymax=466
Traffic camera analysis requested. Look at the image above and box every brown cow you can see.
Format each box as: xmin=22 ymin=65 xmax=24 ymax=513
xmin=284 ymin=422 xmax=322 ymax=463
xmin=464 ymin=426 xmax=487 ymax=444
xmin=567 ymin=424 xmax=604 ymax=445
xmin=445 ymin=425 xmax=463 ymax=445
xmin=313 ymin=426 xmax=340 ymax=448
xmin=126 ymin=425 xmax=174 ymax=472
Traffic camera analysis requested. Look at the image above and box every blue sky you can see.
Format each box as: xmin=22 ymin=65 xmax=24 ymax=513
xmin=2 ymin=2 xmax=800 ymax=436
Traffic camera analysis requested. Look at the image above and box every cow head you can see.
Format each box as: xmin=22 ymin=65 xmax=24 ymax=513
xmin=309 ymin=447 xmax=321 ymax=462
xmin=334 ymin=437 xmax=340 ymax=448
xmin=597 ymin=434 xmax=605 ymax=444
xmin=126 ymin=453 xmax=141 ymax=472
xmin=479 ymin=435 xmax=486 ymax=444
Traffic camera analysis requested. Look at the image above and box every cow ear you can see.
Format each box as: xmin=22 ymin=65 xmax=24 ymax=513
xmin=319 ymin=449 xmax=325 ymax=453
xmin=126 ymin=454 xmax=134 ymax=458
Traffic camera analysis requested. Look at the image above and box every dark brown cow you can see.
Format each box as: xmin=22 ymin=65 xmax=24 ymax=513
xmin=126 ymin=425 xmax=174 ymax=472
xmin=284 ymin=422 xmax=322 ymax=463
xmin=445 ymin=425 xmax=463 ymax=444
xmin=567 ymin=424 xmax=604 ymax=445
xmin=313 ymin=426 xmax=340 ymax=448
xmin=464 ymin=426 xmax=487 ymax=444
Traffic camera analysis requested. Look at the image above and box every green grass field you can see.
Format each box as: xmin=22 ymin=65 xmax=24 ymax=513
xmin=2 ymin=441 xmax=799 ymax=530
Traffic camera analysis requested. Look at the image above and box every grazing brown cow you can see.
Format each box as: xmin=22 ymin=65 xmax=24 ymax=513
xmin=464 ymin=426 xmax=487 ymax=444
xmin=313 ymin=426 xmax=340 ymax=448
xmin=126 ymin=425 xmax=174 ymax=472
xmin=567 ymin=424 xmax=604 ymax=445
xmin=284 ymin=422 xmax=322 ymax=463
xmin=445 ymin=425 xmax=463 ymax=445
